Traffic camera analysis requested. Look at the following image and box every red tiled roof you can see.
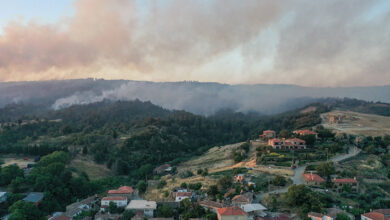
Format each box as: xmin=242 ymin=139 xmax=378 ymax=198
xmin=332 ymin=178 xmax=358 ymax=183
xmin=264 ymin=130 xmax=275 ymax=133
xmin=296 ymin=130 xmax=317 ymax=135
xmin=155 ymin=164 xmax=171 ymax=172
xmin=362 ymin=211 xmax=390 ymax=220
xmin=362 ymin=209 xmax=390 ymax=220
xmin=303 ymin=173 xmax=325 ymax=182
xmin=108 ymin=186 xmax=134 ymax=194
xmin=177 ymin=192 xmax=192 ymax=197
xmin=101 ymin=196 xmax=127 ymax=201
xmin=286 ymin=138 xmax=306 ymax=143
xmin=217 ymin=207 xmax=247 ymax=216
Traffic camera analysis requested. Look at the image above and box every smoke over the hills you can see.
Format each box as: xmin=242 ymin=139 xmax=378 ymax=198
xmin=0 ymin=0 xmax=389 ymax=86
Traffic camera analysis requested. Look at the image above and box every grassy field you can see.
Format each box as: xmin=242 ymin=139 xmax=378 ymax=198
xmin=69 ymin=155 xmax=112 ymax=180
xmin=321 ymin=110 xmax=390 ymax=136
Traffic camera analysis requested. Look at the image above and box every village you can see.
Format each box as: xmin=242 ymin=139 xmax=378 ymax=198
xmin=1 ymin=123 xmax=387 ymax=220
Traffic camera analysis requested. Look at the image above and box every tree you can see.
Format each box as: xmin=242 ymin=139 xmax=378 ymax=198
xmin=108 ymin=201 xmax=118 ymax=214
xmin=207 ymin=185 xmax=219 ymax=197
xmin=279 ymin=129 xmax=291 ymax=138
xmin=217 ymin=176 xmax=232 ymax=191
xmin=0 ymin=164 xmax=24 ymax=186
xmin=138 ymin=164 xmax=153 ymax=180
xmin=157 ymin=180 xmax=167 ymax=189
xmin=10 ymin=177 xmax=24 ymax=193
xmin=273 ymin=175 xmax=287 ymax=186
xmin=201 ymin=168 xmax=208 ymax=178
xmin=122 ymin=210 xmax=135 ymax=220
xmin=8 ymin=200 xmax=44 ymax=220
xmin=286 ymin=184 xmax=310 ymax=206
xmin=137 ymin=180 xmax=148 ymax=194
xmin=336 ymin=213 xmax=351 ymax=220
xmin=316 ymin=162 xmax=335 ymax=180
xmin=300 ymin=134 xmax=316 ymax=146
xmin=157 ymin=204 xmax=174 ymax=217
xmin=180 ymin=182 xmax=188 ymax=189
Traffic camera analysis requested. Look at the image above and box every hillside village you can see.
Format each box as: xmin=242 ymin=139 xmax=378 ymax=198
xmin=0 ymin=101 xmax=390 ymax=220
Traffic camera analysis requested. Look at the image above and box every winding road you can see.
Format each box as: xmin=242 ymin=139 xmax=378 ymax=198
xmin=255 ymin=146 xmax=361 ymax=201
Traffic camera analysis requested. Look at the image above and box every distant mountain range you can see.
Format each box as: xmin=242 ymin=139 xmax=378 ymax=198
xmin=1 ymin=79 xmax=389 ymax=115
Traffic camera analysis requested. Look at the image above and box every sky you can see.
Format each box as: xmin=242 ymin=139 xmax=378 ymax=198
xmin=0 ymin=0 xmax=389 ymax=87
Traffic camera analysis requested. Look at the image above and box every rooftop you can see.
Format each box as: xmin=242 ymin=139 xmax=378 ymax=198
xmin=302 ymin=173 xmax=325 ymax=182
xmin=101 ymin=196 xmax=127 ymax=201
xmin=217 ymin=207 xmax=247 ymax=216
xmin=176 ymin=192 xmax=192 ymax=197
xmin=126 ymin=200 xmax=157 ymax=210
xmin=23 ymin=192 xmax=44 ymax=203
xmin=241 ymin=203 xmax=267 ymax=212
xmin=362 ymin=209 xmax=390 ymax=220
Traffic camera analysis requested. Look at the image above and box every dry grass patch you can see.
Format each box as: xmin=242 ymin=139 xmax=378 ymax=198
xmin=69 ymin=155 xmax=112 ymax=180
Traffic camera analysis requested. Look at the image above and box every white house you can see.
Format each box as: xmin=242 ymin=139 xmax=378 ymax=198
xmin=100 ymin=196 xmax=127 ymax=211
xmin=126 ymin=200 xmax=157 ymax=217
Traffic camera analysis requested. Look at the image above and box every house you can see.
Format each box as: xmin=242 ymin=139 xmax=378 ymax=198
xmin=260 ymin=130 xmax=276 ymax=139
xmin=332 ymin=178 xmax=359 ymax=192
xmin=361 ymin=209 xmax=390 ymax=220
xmin=236 ymin=174 xmax=245 ymax=182
xmin=100 ymin=196 xmax=128 ymax=211
xmin=309 ymin=208 xmax=355 ymax=220
xmin=308 ymin=212 xmax=323 ymax=220
xmin=23 ymin=192 xmax=44 ymax=205
xmin=48 ymin=215 xmax=71 ymax=220
xmin=175 ymin=192 xmax=192 ymax=202
xmin=268 ymin=138 xmax=306 ymax=150
xmin=217 ymin=206 xmax=247 ymax=220
xmin=65 ymin=195 xmax=98 ymax=217
xmin=302 ymin=173 xmax=326 ymax=186
xmin=240 ymin=203 xmax=267 ymax=216
xmin=199 ymin=200 xmax=224 ymax=213
xmin=232 ymin=192 xmax=253 ymax=206
xmin=0 ymin=192 xmax=7 ymax=203
xmin=154 ymin=164 xmax=172 ymax=174
xmin=126 ymin=200 xmax=157 ymax=217
xmin=294 ymin=130 xmax=318 ymax=138
xmin=108 ymin=186 xmax=134 ymax=199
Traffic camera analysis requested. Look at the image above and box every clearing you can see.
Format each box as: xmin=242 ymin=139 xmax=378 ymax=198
xmin=1 ymin=155 xmax=35 ymax=168
xmin=321 ymin=110 xmax=390 ymax=136
xmin=69 ymin=155 xmax=112 ymax=180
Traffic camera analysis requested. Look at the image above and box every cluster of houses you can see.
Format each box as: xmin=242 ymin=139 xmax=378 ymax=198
xmin=45 ymin=186 xmax=158 ymax=220
xmin=308 ymin=208 xmax=390 ymax=220
xmin=258 ymin=129 xmax=319 ymax=150
xmin=302 ymin=172 xmax=359 ymax=192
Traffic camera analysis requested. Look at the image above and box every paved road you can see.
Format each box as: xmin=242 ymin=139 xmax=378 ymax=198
xmin=255 ymin=146 xmax=361 ymax=201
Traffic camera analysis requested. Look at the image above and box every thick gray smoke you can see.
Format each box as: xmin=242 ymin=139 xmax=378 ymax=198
xmin=50 ymin=80 xmax=390 ymax=115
